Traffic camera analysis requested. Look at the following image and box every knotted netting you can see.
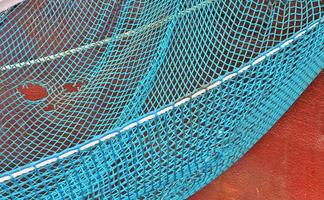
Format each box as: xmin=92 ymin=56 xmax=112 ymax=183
xmin=0 ymin=0 xmax=323 ymax=199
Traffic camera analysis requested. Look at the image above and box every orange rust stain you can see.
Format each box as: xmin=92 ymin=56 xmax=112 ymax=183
xmin=17 ymin=83 xmax=48 ymax=101
xmin=63 ymin=82 xmax=83 ymax=93
xmin=43 ymin=104 xmax=55 ymax=112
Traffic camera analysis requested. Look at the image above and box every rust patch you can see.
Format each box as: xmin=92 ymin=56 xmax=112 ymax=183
xmin=43 ymin=104 xmax=55 ymax=112
xmin=63 ymin=81 xmax=83 ymax=93
xmin=17 ymin=83 xmax=48 ymax=101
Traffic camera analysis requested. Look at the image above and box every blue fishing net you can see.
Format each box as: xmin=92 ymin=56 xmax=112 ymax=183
xmin=0 ymin=0 xmax=323 ymax=199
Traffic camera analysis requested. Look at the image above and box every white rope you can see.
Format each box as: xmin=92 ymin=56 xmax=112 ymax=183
xmin=1 ymin=0 xmax=214 ymax=71
xmin=0 ymin=0 xmax=24 ymax=13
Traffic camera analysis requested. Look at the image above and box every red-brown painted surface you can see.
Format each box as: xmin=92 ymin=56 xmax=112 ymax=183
xmin=190 ymin=72 xmax=324 ymax=200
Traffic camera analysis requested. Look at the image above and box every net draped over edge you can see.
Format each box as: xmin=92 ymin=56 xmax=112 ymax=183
xmin=0 ymin=0 xmax=323 ymax=199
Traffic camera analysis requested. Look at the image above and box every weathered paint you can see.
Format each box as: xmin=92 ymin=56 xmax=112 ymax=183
xmin=191 ymin=72 xmax=324 ymax=200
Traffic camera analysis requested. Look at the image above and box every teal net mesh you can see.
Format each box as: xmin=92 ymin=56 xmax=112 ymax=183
xmin=0 ymin=0 xmax=323 ymax=199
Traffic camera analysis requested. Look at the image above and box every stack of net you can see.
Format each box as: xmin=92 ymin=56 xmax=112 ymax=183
xmin=0 ymin=0 xmax=323 ymax=199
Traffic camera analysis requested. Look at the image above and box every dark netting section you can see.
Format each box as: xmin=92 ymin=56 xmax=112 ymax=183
xmin=0 ymin=0 xmax=323 ymax=199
